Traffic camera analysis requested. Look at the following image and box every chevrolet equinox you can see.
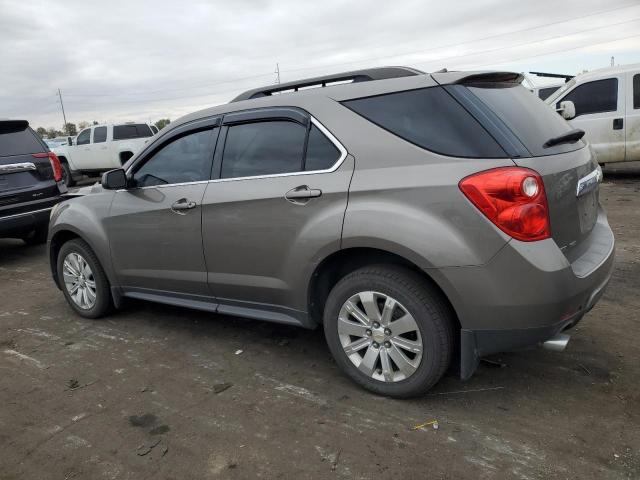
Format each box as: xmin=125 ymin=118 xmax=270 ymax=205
xmin=48 ymin=67 xmax=615 ymax=397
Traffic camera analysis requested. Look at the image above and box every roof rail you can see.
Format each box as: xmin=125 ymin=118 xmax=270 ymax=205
xmin=230 ymin=66 xmax=424 ymax=102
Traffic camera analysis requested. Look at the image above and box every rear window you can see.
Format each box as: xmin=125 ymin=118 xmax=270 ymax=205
xmin=633 ymin=74 xmax=640 ymax=110
xmin=0 ymin=125 xmax=46 ymax=157
xmin=468 ymin=84 xmax=583 ymax=157
xmin=113 ymin=124 xmax=153 ymax=140
xmin=343 ymin=87 xmax=506 ymax=158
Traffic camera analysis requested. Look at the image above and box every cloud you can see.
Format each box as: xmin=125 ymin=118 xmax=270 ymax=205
xmin=1 ymin=0 xmax=638 ymax=129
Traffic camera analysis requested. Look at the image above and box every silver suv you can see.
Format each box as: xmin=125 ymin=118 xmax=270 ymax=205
xmin=48 ymin=67 xmax=614 ymax=397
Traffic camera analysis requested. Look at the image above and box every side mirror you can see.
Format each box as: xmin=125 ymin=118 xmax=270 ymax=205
xmin=101 ymin=169 xmax=127 ymax=190
xmin=558 ymin=100 xmax=576 ymax=120
xmin=67 ymin=136 xmax=73 ymax=146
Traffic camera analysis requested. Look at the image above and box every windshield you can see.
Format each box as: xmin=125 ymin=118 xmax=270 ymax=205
xmin=467 ymin=84 xmax=584 ymax=157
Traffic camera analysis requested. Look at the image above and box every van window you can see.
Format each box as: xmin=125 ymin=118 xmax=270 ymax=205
xmin=305 ymin=124 xmax=341 ymax=171
xmin=221 ymin=121 xmax=306 ymax=178
xmin=76 ymin=129 xmax=91 ymax=146
xmin=113 ymin=124 xmax=153 ymax=140
xmin=538 ymin=86 xmax=561 ymax=101
xmin=133 ymin=129 xmax=214 ymax=187
xmin=557 ymin=78 xmax=618 ymax=117
xmin=634 ymin=74 xmax=640 ymax=109
xmin=342 ymin=87 xmax=506 ymax=158
xmin=93 ymin=126 xmax=107 ymax=143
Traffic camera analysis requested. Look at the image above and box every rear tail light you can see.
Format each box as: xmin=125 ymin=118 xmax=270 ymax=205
xmin=33 ymin=152 xmax=63 ymax=182
xmin=459 ymin=167 xmax=551 ymax=242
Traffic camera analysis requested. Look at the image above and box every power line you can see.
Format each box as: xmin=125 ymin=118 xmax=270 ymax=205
xmin=280 ymin=2 xmax=640 ymax=75
xmin=57 ymin=2 xmax=639 ymax=99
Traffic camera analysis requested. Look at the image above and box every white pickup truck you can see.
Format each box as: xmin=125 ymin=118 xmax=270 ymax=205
xmin=53 ymin=123 xmax=155 ymax=186
xmin=546 ymin=63 xmax=640 ymax=165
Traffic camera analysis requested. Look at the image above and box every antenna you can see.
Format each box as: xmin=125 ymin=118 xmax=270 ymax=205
xmin=275 ymin=63 xmax=281 ymax=84
xmin=57 ymin=88 xmax=69 ymax=133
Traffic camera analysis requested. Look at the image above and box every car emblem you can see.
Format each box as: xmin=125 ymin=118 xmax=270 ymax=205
xmin=576 ymin=167 xmax=602 ymax=197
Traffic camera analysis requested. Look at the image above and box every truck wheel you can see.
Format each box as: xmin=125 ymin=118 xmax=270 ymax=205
xmin=323 ymin=265 xmax=454 ymax=398
xmin=61 ymin=162 xmax=76 ymax=187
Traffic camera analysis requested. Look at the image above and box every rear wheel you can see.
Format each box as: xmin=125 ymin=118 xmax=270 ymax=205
xmin=323 ymin=265 xmax=454 ymax=398
xmin=57 ymin=239 xmax=111 ymax=318
xmin=61 ymin=161 xmax=76 ymax=187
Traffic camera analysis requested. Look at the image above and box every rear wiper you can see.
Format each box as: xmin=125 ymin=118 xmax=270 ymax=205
xmin=543 ymin=129 xmax=585 ymax=148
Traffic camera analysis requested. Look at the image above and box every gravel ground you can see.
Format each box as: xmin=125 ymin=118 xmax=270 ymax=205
xmin=0 ymin=168 xmax=638 ymax=479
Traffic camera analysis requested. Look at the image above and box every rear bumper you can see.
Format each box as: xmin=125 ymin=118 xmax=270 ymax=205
xmin=0 ymin=200 xmax=61 ymax=238
xmin=436 ymin=207 xmax=615 ymax=379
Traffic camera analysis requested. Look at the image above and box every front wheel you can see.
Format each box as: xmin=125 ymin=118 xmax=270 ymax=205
xmin=323 ymin=265 xmax=454 ymax=398
xmin=57 ymin=239 xmax=111 ymax=318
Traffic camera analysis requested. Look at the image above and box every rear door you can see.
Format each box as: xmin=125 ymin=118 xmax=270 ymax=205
xmin=201 ymin=108 xmax=352 ymax=313
xmin=91 ymin=126 xmax=111 ymax=167
xmin=626 ymin=72 xmax=640 ymax=161
xmin=555 ymin=76 xmax=625 ymax=163
xmin=0 ymin=121 xmax=60 ymax=217
xmin=106 ymin=118 xmax=219 ymax=296
xmin=460 ymin=83 xmax=600 ymax=258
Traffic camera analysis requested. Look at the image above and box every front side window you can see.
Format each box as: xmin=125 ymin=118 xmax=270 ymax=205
xmin=221 ymin=121 xmax=306 ymax=178
xmin=93 ymin=126 xmax=107 ymax=143
xmin=133 ymin=129 xmax=213 ymax=187
xmin=557 ymin=78 xmax=618 ymax=117
xmin=634 ymin=74 xmax=640 ymax=110
xmin=76 ymin=129 xmax=90 ymax=146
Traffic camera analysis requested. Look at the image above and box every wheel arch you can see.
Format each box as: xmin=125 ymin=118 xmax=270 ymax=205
xmin=307 ymin=247 xmax=462 ymax=332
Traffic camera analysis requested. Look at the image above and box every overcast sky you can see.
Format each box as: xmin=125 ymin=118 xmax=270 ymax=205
xmin=1 ymin=0 xmax=639 ymax=130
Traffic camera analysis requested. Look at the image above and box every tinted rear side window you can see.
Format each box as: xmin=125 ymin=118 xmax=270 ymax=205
xmin=221 ymin=121 xmax=306 ymax=178
xmin=0 ymin=127 xmax=46 ymax=157
xmin=305 ymin=124 xmax=341 ymax=171
xmin=342 ymin=87 xmax=506 ymax=158
xmin=468 ymin=84 xmax=582 ymax=157
xmin=93 ymin=126 xmax=107 ymax=143
xmin=113 ymin=124 xmax=153 ymax=140
xmin=556 ymin=78 xmax=618 ymax=116
xmin=634 ymin=74 xmax=640 ymax=109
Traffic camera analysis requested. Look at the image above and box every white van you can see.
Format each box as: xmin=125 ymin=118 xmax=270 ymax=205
xmin=546 ymin=64 xmax=640 ymax=165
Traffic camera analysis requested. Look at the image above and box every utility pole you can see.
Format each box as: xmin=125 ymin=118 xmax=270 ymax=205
xmin=275 ymin=63 xmax=281 ymax=84
xmin=611 ymin=56 xmax=615 ymax=67
xmin=57 ymin=88 xmax=68 ymax=134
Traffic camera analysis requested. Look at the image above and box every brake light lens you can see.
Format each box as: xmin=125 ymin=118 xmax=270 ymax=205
xmin=33 ymin=152 xmax=63 ymax=182
xmin=459 ymin=167 xmax=551 ymax=242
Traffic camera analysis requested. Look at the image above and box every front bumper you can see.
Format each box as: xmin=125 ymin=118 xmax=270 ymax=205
xmin=437 ymin=208 xmax=615 ymax=379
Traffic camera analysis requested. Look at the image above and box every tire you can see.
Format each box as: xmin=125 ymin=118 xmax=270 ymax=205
xmin=61 ymin=161 xmax=76 ymax=187
xmin=323 ymin=265 xmax=454 ymax=398
xmin=22 ymin=225 xmax=48 ymax=245
xmin=57 ymin=239 xmax=112 ymax=318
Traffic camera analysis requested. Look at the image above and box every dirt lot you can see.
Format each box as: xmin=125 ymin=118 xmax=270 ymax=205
xmin=0 ymin=168 xmax=638 ymax=480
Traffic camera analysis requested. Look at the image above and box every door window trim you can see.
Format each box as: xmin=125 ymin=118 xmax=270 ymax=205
xmin=210 ymin=116 xmax=347 ymax=184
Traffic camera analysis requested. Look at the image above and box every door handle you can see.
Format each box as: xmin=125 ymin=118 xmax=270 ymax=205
xmin=285 ymin=185 xmax=322 ymax=204
xmin=171 ymin=198 xmax=197 ymax=214
xmin=613 ymin=118 xmax=623 ymax=130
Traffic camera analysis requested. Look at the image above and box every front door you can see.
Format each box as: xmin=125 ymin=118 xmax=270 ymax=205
xmin=558 ymin=76 xmax=625 ymax=163
xmin=106 ymin=123 xmax=219 ymax=297
xmin=71 ymin=128 xmax=93 ymax=169
xmin=201 ymin=109 xmax=353 ymax=317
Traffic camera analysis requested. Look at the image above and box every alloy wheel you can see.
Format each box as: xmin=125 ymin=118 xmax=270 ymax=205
xmin=337 ymin=291 xmax=423 ymax=382
xmin=62 ymin=252 xmax=97 ymax=310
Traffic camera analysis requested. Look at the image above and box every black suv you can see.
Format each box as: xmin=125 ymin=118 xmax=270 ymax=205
xmin=0 ymin=120 xmax=66 ymax=244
